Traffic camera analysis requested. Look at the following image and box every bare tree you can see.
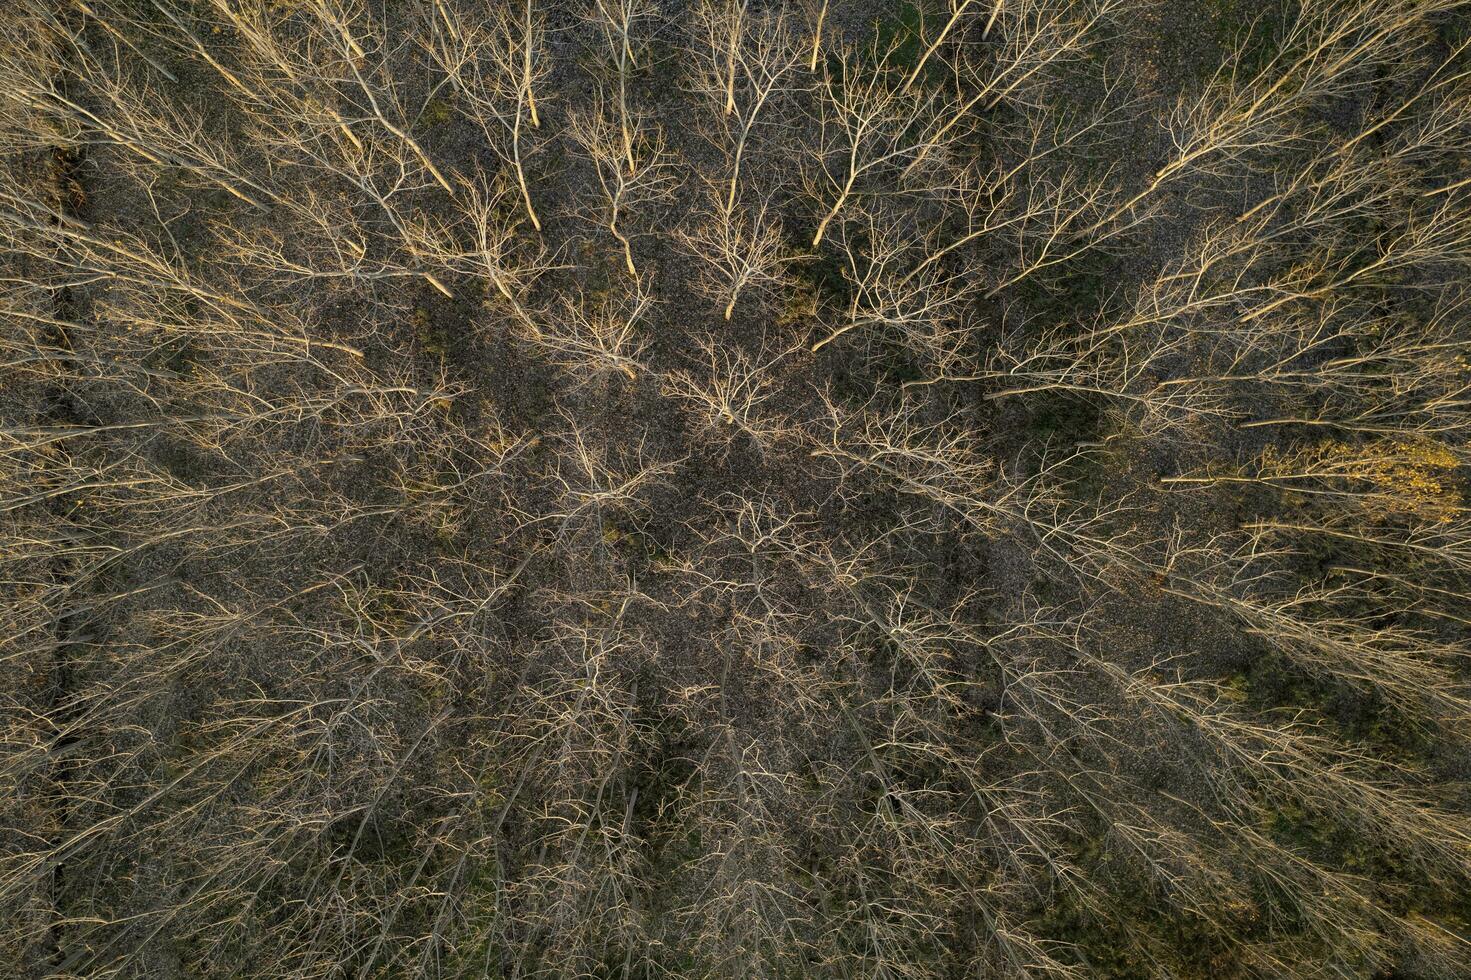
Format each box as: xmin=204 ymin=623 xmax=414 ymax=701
xmin=584 ymin=0 xmax=660 ymax=175
xmin=902 ymin=0 xmax=1134 ymax=178
xmin=0 ymin=31 xmax=278 ymax=210
xmin=522 ymin=278 xmax=654 ymax=383
xmin=806 ymin=38 xmax=940 ymax=246
xmin=567 ymin=97 xmax=678 ymax=278
xmin=809 ymin=204 xmax=977 ymax=360
xmin=5 ymin=0 xmax=1471 ymax=974
xmin=686 ymin=2 xmax=806 ymax=216
xmin=661 ymin=334 xmax=798 ymax=452
xmin=678 ymin=192 xmax=795 ymax=321
xmin=902 ymin=0 xmax=980 ymax=93
xmin=426 ymin=0 xmax=549 ymax=229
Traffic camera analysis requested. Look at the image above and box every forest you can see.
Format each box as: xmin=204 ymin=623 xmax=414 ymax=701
xmin=2 ymin=0 xmax=1470 ymax=976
